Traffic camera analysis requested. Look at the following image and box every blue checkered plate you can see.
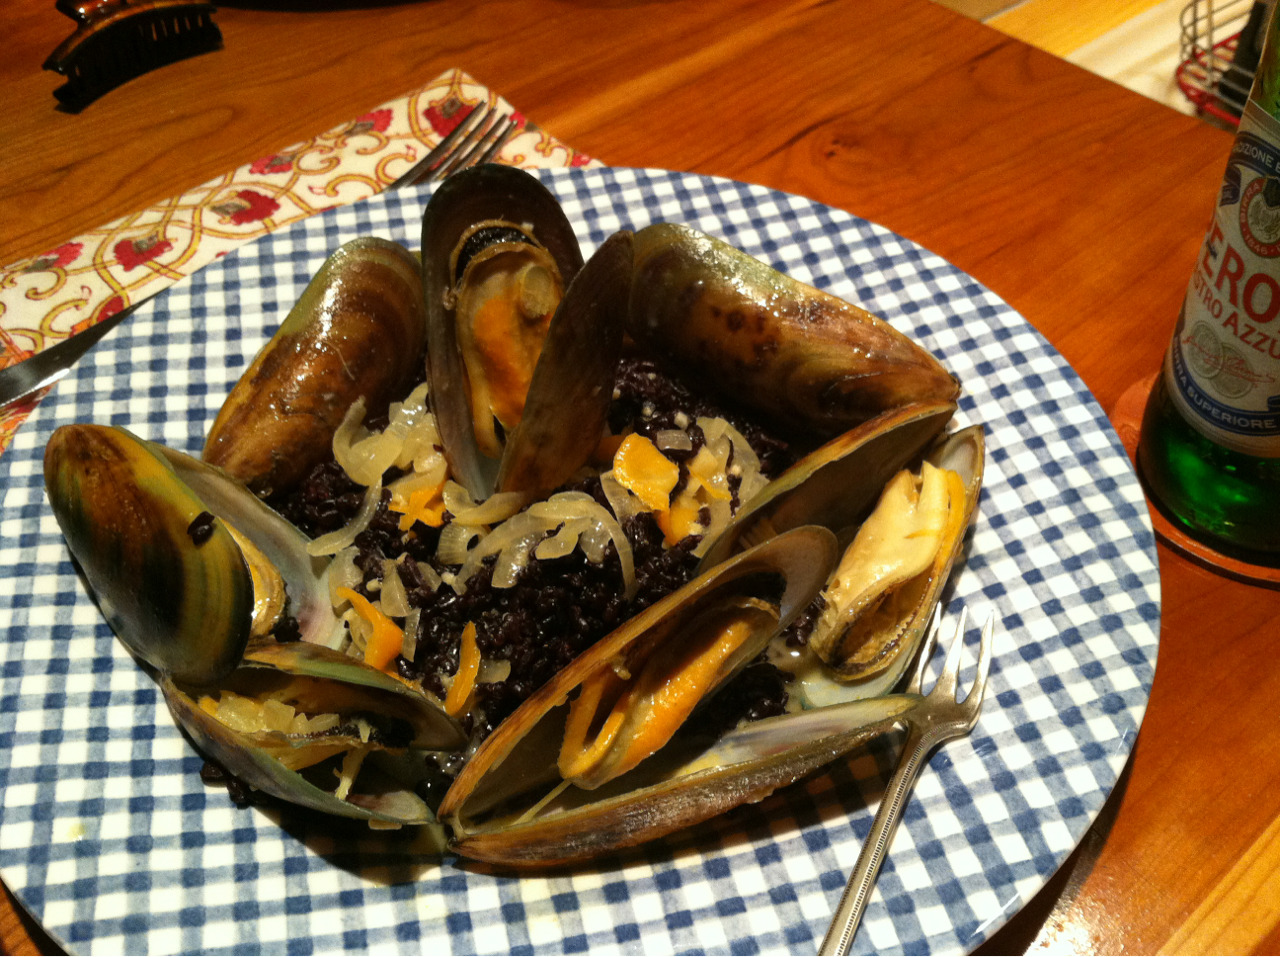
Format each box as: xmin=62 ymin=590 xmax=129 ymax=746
xmin=0 ymin=168 xmax=1159 ymax=955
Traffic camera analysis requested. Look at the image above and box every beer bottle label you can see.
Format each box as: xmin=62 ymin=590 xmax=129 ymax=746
xmin=1164 ymin=97 xmax=1280 ymax=458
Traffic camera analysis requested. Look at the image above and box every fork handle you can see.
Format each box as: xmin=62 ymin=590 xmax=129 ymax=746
xmin=819 ymin=724 xmax=933 ymax=956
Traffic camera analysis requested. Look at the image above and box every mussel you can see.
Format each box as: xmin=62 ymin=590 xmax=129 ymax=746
xmin=421 ymin=164 xmax=615 ymax=498
xmin=804 ymin=426 xmax=983 ymax=686
xmin=44 ymin=424 xmax=327 ymax=684
xmin=204 ymin=237 xmax=429 ymax=499
xmin=163 ymin=640 xmax=465 ymax=825
xmin=44 ymin=423 xmax=465 ymax=823
xmin=696 ymin=403 xmax=984 ymax=708
xmin=493 ymin=230 xmax=633 ymax=496
xmin=438 ymin=526 xmax=862 ymax=865
xmin=627 ymin=223 xmax=960 ymax=437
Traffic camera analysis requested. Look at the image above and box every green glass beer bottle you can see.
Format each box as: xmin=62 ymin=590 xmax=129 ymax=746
xmin=1137 ymin=5 xmax=1280 ymax=565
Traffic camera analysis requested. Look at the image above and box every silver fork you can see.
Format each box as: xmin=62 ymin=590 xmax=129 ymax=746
xmin=819 ymin=608 xmax=995 ymax=956
xmin=387 ymin=102 xmax=519 ymax=190
xmin=0 ymin=104 xmax=522 ymax=410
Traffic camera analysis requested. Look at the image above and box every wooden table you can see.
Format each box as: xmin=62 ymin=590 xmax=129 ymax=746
xmin=3 ymin=0 xmax=1278 ymax=953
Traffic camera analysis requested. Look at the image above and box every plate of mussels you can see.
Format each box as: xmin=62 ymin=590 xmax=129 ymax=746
xmin=0 ymin=166 xmax=1159 ymax=955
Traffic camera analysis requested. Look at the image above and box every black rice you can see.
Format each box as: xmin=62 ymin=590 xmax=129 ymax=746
xmin=269 ymin=355 xmax=803 ymax=750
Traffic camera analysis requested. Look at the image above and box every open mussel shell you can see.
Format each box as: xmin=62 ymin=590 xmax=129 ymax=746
xmin=421 ymin=164 xmax=585 ymax=498
xmin=159 ymin=441 xmax=346 ymax=653
xmin=698 ymin=401 xmax=959 ymax=570
xmin=627 ymin=223 xmax=960 ymax=438
xmin=696 ymin=404 xmax=983 ymax=711
xmin=46 ymin=424 xmax=251 ymax=685
xmin=163 ymin=640 xmax=467 ymax=825
xmin=438 ymin=525 xmax=848 ymax=866
xmin=203 ymin=237 xmax=428 ymax=499
xmin=449 ymin=691 xmax=917 ymax=867
xmin=705 ymin=406 xmax=985 ymax=710
xmin=495 ymin=229 xmax=633 ymax=495
xmin=803 ymin=425 xmax=984 ymax=692
xmin=44 ymin=424 xmax=342 ymax=686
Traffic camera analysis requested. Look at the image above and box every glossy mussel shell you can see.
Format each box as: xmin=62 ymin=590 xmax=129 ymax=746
xmin=495 ymin=229 xmax=633 ymax=496
xmin=45 ymin=423 xmax=346 ymax=683
xmin=45 ymin=424 xmax=256 ymax=685
xmin=45 ymin=424 xmax=464 ymax=823
xmin=422 ymin=165 xmax=631 ymax=499
xmin=163 ymin=640 xmax=466 ymax=825
xmin=203 ymin=237 xmax=428 ymax=499
xmin=627 ymin=224 xmax=960 ymax=437
xmin=698 ymin=402 xmax=960 ymax=570
xmin=696 ymin=402 xmax=984 ymax=707
xmin=438 ymin=525 xmax=879 ymax=866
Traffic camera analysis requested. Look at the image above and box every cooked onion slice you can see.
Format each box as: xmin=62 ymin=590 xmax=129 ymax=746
xmin=450 ymin=491 xmax=635 ymax=597
xmin=332 ymin=384 xmax=444 ymax=489
xmin=307 ymin=479 xmax=383 ymax=557
xmin=379 ymin=559 xmax=411 ymax=618
xmin=198 ymin=691 xmax=345 ymax=771
xmin=654 ymin=429 xmax=693 ymax=452
xmin=451 ymin=490 xmax=529 ymax=527
xmin=437 ymin=522 xmax=483 ymax=566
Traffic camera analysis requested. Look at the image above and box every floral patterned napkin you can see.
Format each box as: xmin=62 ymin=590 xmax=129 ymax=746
xmin=0 ymin=68 xmax=599 ymax=455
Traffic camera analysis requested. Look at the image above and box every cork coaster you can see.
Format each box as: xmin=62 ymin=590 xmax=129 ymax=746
xmin=1111 ymin=374 xmax=1280 ymax=588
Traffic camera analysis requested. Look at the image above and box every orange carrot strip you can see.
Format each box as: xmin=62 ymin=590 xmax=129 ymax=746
xmin=388 ymin=478 xmax=447 ymax=532
xmin=335 ymin=586 xmax=403 ymax=671
xmin=655 ymin=497 xmax=700 ymax=547
xmin=444 ymin=622 xmax=481 ymax=717
xmin=612 ymin=434 xmax=679 ymax=512
xmin=558 ymin=667 xmax=628 ymax=782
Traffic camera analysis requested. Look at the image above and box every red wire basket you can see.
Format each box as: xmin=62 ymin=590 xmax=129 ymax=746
xmin=1176 ymin=0 xmax=1268 ymax=126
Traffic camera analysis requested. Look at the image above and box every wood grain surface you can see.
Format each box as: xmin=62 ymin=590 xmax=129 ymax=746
xmin=3 ymin=0 xmax=1278 ymax=953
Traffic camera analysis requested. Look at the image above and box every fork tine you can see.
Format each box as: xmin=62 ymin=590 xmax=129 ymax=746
xmin=931 ymin=606 xmax=969 ymax=699
xmin=436 ymin=109 xmax=496 ymax=178
xmin=386 ymin=102 xmax=495 ymax=190
xmin=959 ymin=612 xmax=996 ymax=713
xmin=905 ymin=604 xmax=943 ymax=695
xmin=467 ymin=115 xmax=519 ymax=169
xmin=438 ymin=109 xmax=513 ymax=179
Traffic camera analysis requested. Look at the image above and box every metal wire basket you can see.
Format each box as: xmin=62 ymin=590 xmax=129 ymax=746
xmin=1177 ymin=0 xmax=1273 ymax=125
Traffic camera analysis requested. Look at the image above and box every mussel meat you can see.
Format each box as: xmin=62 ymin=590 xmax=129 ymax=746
xmin=421 ymin=164 xmax=590 ymax=497
xmin=806 ymin=429 xmax=982 ymax=683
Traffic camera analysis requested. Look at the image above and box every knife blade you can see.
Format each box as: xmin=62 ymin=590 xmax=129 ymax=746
xmin=0 ymin=304 xmax=137 ymax=407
